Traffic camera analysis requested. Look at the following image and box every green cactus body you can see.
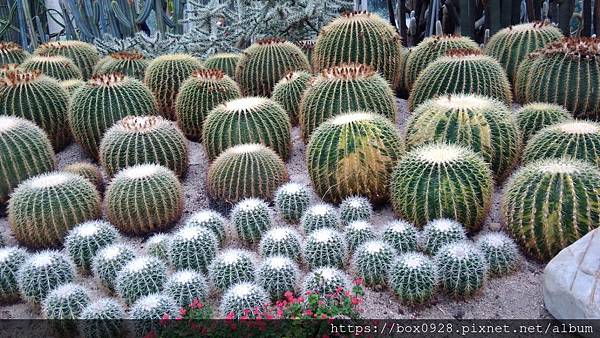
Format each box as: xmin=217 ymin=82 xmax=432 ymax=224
xmin=8 ymin=172 xmax=101 ymax=248
xmin=301 ymin=203 xmax=340 ymax=233
xmin=95 ymin=51 xmax=149 ymax=80
xmin=34 ymin=40 xmax=100 ymax=79
xmin=208 ymin=249 xmax=256 ymax=291
xmin=42 ymin=283 xmax=91 ymax=319
xmin=168 ymin=226 xmax=218 ymax=272
xmin=525 ymin=38 xmax=600 ymax=119
xmin=220 ymin=282 xmax=269 ymax=318
xmin=91 ymin=244 xmax=135 ymax=291
xmin=340 ymin=196 xmax=373 ymax=225
xmin=523 ymin=121 xmax=600 ymax=167
xmin=60 ymin=79 xmax=85 ymax=96
xmin=388 ymin=252 xmax=438 ymax=304
xmin=406 ymin=94 xmax=521 ymax=179
xmin=203 ymin=97 xmax=291 ymax=160
xmin=408 ymin=50 xmax=512 ymax=111
xmin=0 ymin=116 xmax=56 ymax=205
xmin=272 ymin=71 xmax=312 ymax=125
xmin=259 ymin=227 xmax=302 ymax=261
xmin=70 ymin=74 xmax=159 ymax=159
xmin=0 ymin=70 xmax=71 ymax=150
xmin=204 ymin=53 xmax=240 ymax=78
xmin=207 ymin=144 xmax=289 ymax=203
xmin=307 ymin=112 xmax=404 ymax=203
xmin=17 ymin=250 xmax=75 ymax=304
xmin=390 ymin=143 xmax=494 ymax=232
xmin=313 ymin=12 xmax=404 ymax=90
xmin=501 ymin=159 xmax=600 ymax=261
xmin=303 ymin=227 xmax=348 ymax=269
xmin=345 ymin=221 xmax=376 ymax=252
xmin=231 ymin=198 xmax=273 ymax=245
xmin=274 ymin=182 xmax=311 ymax=224
xmin=352 ymin=240 xmax=396 ymax=286
xmin=485 ymin=22 xmax=563 ymax=83
xmin=184 ymin=210 xmax=227 ymax=243
xmin=0 ymin=42 xmax=27 ymax=65
xmin=21 ymin=55 xmax=82 ymax=80
xmin=404 ymin=35 xmax=480 ymax=91
xmin=176 ymin=69 xmax=241 ymax=141
xmin=302 ymin=267 xmax=350 ymax=295
xmin=236 ymin=38 xmax=310 ymax=96
xmin=79 ymin=298 xmax=126 ymax=338
xmin=435 ymin=241 xmax=488 ymax=298
xmin=99 ymin=115 xmax=188 ymax=177
xmin=105 ymin=164 xmax=183 ymax=235
xmin=129 ymin=293 xmax=178 ymax=320
xmin=514 ymin=51 xmax=541 ymax=103
xmin=115 ymin=256 xmax=167 ymax=305
xmin=64 ymin=220 xmax=119 ymax=271
xmin=296 ymin=40 xmax=315 ymax=69
xmin=165 ymin=269 xmax=209 ymax=306
xmin=0 ymin=246 xmax=28 ymax=303
xmin=63 ymin=162 xmax=104 ymax=193
xmin=476 ymin=232 xmax=521 ymax=276
xmin=257 ymin=256 xmax=300 ymax=300
xmin=516 ymin=103 xmax=572 ymax=142
xmin=421 ymin=219 xmax=467 ymax=255
xmin=382 ymin=220 xmax=418 ymax=253
xmin=145 ymin=233 xmax=171 ymax=261
xmin=144 ymin=54 xmax=203 ymax=120
xmin=300 ymin=64 xmax=397 ymax=142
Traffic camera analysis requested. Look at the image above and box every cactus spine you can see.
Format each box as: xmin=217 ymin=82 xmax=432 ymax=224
xmin=34 ymin=40 xmax=100 ymax=79
xmin=388 ymin=252 xmax=438 ymax=304
xmin=204 ymin=53 xmax=240 ymax=78
xmin=208 ymin=249 xmax=256 ymax=291
xmin=476 ymin=232 xmax=521 ymax=276
xmin=0 ymin=246 xmax=28 ymax=303
xmin=21 ymin=55 xmax=82 ymax=80
xmin=17 ymin=250 xmax=75 ymax=304
xmin=0 ymin=42 xmax=27 ymax=65
xmin=115 ymin=256 xmax=168 ymax=305
xmin=257 ymin=256 xmax=300 ymax=300
xmin=274 ymin=182 xmax=311 ymax=224
xmin=516 ymin=103 xmax=572 ymax=142
xmin=64 ymin=220 xmax=120 ymax=271
xmin=168 ymin=226 xmax=218 ymax=272
xmin=231 ymin=198 xmax=273 ymax=245
xmin=352 ymin=240 xmax=397 ymax=286
xmin=435 ymin=241 xmax=488 ymax=298
xmin=91 ymin=244 xmax=135 ymax=291
xmin=165 ymin=269 xmax=209 ymax=306
xmin=94 ymin=51 xmax=149 ymax=80
xmin=303 ymin=227 xmax=348 ymax=269
xmin=272 ymin=71 xmax=312 ymax=125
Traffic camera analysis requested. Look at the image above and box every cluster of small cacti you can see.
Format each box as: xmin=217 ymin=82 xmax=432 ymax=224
xmin=164 ymin=269 xmax=209 ymax=306
xmin=64 ymin=220 xmax=119 ymax=271
xmin=303 ymin=227 xmax=347 ymax=269
xmin=257 ymin=256 xmax=300 ymax=299
xmin=94 ymin=50 xmax=149 ymax=80
xmin=20 ymin=55 xmax=82 ymax=80
xmin=274 ymin=182 xmax=311 ymax=224
xmin=272 ymin=71 xmax=312 ymax=125
xmin=115 ymin=255 xmax=167 ymax=304
xmin=301 ymin=203 xmax=340 ymax=233
xmin=34 ymin=41 xmax=100 ymax=79
xmin=168 ymin=225 xmax=218 ymax=272
xmin=231 ymin=198 xmax=273 ymax=245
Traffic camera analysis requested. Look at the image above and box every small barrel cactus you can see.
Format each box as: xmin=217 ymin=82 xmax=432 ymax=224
xmin=34 ymin=40 xmax=100 ymax=79
xmin=99 ymin=115 xmax=188 ymax=177
xmin=208 ymin=249 xmax=256 ymax=291
xmin=64 ymin=220 xmax=120 ymax=271
xmin=301 ymin=203 xmax=340 ymax=233
xmin=168 ymin=226 xmax=218 ymax=272
xmin=70 ymin=74 xmax=159 ymax=159
xmin=0 ymin=246 xmax=28 ymax=303
xmin=436 ymin=241 xmax=488 ymax=298
xmin=203 ymin=96 xmax=291 ymax=160
xmin=516 ymin=102 xmax=572 ymax=142
xmin=164 ymin=269 xmax=209 ymax=306
xmin=20 ymin=55 xmax=82 ymax=80
xmin=204 ymin=53 xmax=240 ymax=78
xmin=91 ymin=244 xmax=135 ymax=291
xmin=345 ymin=221 xmax=376 ymax=252
xmin=390 ymin=143 xmax=494 ymax=232
xmin=145 ymin=233 xmax=171 ymax=261
xmin=299 ymin=64 xmax=397 ymax=142
xmin=523 ymin=121 xmax=600 ymax=167
xmin=351 ymin=240 xmax=396 ymax=286
xmin=302 ymin=267 xmax=351 ymax=296
xmin=115 ymin=255 xmax=168 ymax=305
xmin=17 ymin=250 xmax=75 ymax=304
xmin=207 ymin=144 xmax=289 ymax=203
xmin=274 ymin=182 xmax=311 ymax=224
xmin=184 ymin=210 xmax=227 ymax=243
xmin=340 ymin=196 xmax=373 ymax=225
xmin=59 ymin=79 xmax=85 ymax=96
xmin=175 ymin=69 xmax=241 ymax=140
xmin=94 ymin=50 xmax=149 ymax=80
xmin=257 ymin=255 xmax=300 ymax=300
xmin=220 ymin=282 xmax=270 ymax=318
xmin=129 ymin=293 xmax=178 ymax=336
xmin=236 ymin=38 xmax=310 ymax=96
xmin=42 ymin=283 xmax=91 ymax=319
xmin=231 ymin=198 xmax=273 ymax=245
xmin=514 ymin=50 xmax=541 ymax=103
xmin=382 ymin=220 xmax=418 ymax=253
xmin=303 ymin=227 xmax=348 ymax=269
xmin=8 ymin=172 xmax=101 ymax=248
xmin=388 ymin=252 xmax=438 ymax=304
xmin=272 ymin=71 xmax=312 ymax=125
xmin=408 ymin=50 xmax=512 ymax=110
xmin=63 ymin=162 xmax=104 ymax=193
xmin=0 ymin=116 xmax=55 ymax=206
xmin=502 ymin=159 xmax=600 ymax=261
xmin=259 ymin=227 xmax=302 ymax=261
xmin=105 ymin=164 xmax=183 ymax=235
xmin=79 ymin=298 xmax=126 ymax=338
xmin=144 ymin=53 xmax=203 ymax=119
xmin=476 ymin=232 xmax=521 ymax=276
xmin=421 ymin=218 xmax=467 ymax=255
xmin=0 ymin=42 xmax=27 ymax=65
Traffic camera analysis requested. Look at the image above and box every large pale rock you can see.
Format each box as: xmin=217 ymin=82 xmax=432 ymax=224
xmin=543 ymin=228 xmax=600 ymax=319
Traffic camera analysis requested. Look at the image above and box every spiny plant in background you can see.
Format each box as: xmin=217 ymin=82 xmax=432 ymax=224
xmin=144 ymin=53 xmax=203 ymax=120
xmin=272 ymin=71 xmax=313 ymax=125
xmin=20 ymin=55 xmax=82 ymax=81
xmin=8 ymin=172 xmax=101 ymax=248
xmin=301 ymin=203 xmax=340 ymax=233
xmin=485 ymin=21 xmax=563 ymax=83
xmin=388 ymin=252 xmax=438 ymax=304
xmin=168 ymin=226 xmax=218 ymax=272
xmin=502 ymin=159 xmax=600 ymax=261
xmin=299 ymin=64 xmax=397 ymax=142
xmin=91 ymin=244 xmax=136 ymax=291
xmin=307 ymin=112 xmax=404 ymax=203
xmin=208 ymin=249 xmax=256 ymax=291
xmin=340 ymin=196 xmax=373 ymax=225
xmin=436 ymin=241 xmax=488 ymax=299
xmin=514 ymin=50 xmax=541 ymax=103
xmin=17 ymin=250 xmax=75 ymax=304
xmin=207 ymin=144 xmax=289 ymax=203
xmin=390 ymin=143 xmax=494 ymax=232
xmin=115 ymin=255 xmax=168 ymax=305
xmin=145 ymin=233 xmax=171 ymax=261
xmin=231 ymin=198 xmax=273 ymax=245
xmin=203 ymin=53 xmax=240 ymax=78
xmin=259 ymin=227 xmax=303 ymax=262
xmin=345 ymin=220 xmax=376 ymax=252
xmin=313 ymin=11 xmax=404 ymax=90
xmin=302 ymin=267 xmax=351 ymax=296
xmin=235 ymin=38 xmax=310 ymax=96
xmin=516 ymin=103 xmax=572 ymax=142
xmin=404 ymin=35 xmax=480 ymax=90
xmin=184 ymin=210 xmax=227 ymax=244
xmin=34 ymin=40 xmax=100 ymax=79
xmin=295 ymin=40 xmax=315 ymax=69
xmin=382 ymin=220 xmax=418 ymax=253
xmin=408 ymin=50 xmax=512 ymax=111
xmin=175 ymin=69 xmax=241 ymax=140
xmin=274 ymin=182 xmax=311 ymax=224
xmin=421 ymin=219 xmax=467 ymax=255
xmin=303 ymin=227 xmax=348 ymax=269
xmin=525 ymin=37 xmax=600 ymax=119
xmin=165 ymin=269 xmax=209 ymax=307
xmin=105 ymin=164 xmax=183 ymax=235
xmin=406 ymin=95 xmax=521 ymax=179
xmin=42 ymin=283 xmax=91 ymax=319
xmin=257 ymin=255 xmax=300 ymax=300
xmin=0 ymin=116 xmax=55 ymax=206
xmin=64 ymin=220 xmax=120 ymax=272
xmin=352 ymin=240 xmax=396 ymax=286
xmin=79 ymin=298 xmax=126 ymax=338
xmin=0 ymin=69 xmax=71 ymax=150
xmin=0 ymin=246 xmax=28 ymax=303
xmin=94 ymin=50 xmax=149 ymax=80
xmin=220 ymin=282 xmax=270 ymax=318
xmin=63 ymin=162 xmax=104 ymax=193
xmin=70 ymin=74 xmax=159 ymax=159
xmin=522 ymin=121 xmax=600 ymax=167
xmin=476 ymin=233 xmax=521 ymax=276
xmin=0 ymin=42 xmax=27 ymax=65
xmin=59 ymin=79 xmax=85 ymax=96
xmin=99 ymin=115 xmax=189 ymax=177
xmin=202 ymin=97 xmax=291 ymax=160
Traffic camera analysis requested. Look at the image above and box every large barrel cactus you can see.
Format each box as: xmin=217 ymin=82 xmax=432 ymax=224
xmin=69 ymin=74 xmax=158 ymax=158
xmin=0 ymin=42 xmax=27 ymax=65
xmin=516 ymin=103 xmax=572 ymax=142
xmin=299 ymin=63 xmax=397 ymax=142
xmin=20 ymin=55 xmax=82 ymax=81
xmin=202 ymin=97 xmax=291 ymax=160
xmin=94 ymin=51 xmax=149 ymax=80
xmin=236 ymin=38 xmax=310 ymax=96
xmin=307 ymin=112 xmax=404 ymax=203
xmin=34 ymin=40 xmax=100 ymax=79
xmin=60 ymin=79 xmax=85 ymax=96
xmin=313 ymin=11 xmax=404 ymax=90
xmin=272 ymin=71 xmax=312 ymax=125
xmin=502 ymin=159 xmax=600 ymax=261
xmin=204 ymin=53 xmax=240 ymax=78
xmin=390 ymin=143 xmax=494 ymax=232
xmin=514 ymin=51 xmax=541 ymax=103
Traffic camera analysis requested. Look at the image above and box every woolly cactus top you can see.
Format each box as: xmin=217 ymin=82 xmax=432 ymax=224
xmin=313 ymin=267 xmax=345 ymax=281
xmin=361 ymin=240 xmax=387 ymax=254
xmin=255 ymin=37 xmax=288 ymax=46
xmin=48 ymin=282 xmax=85 ymax=298
xmin=417 ymin=143 xmax=466 ymax=164
xmin=97 ymin=244 xmax=130 ymax=260
xmin=122 ymin=256 xmax=158 ymax=273
xmin=308 ymin=203 xmax=336 ymax=217
xmin=320 ymin=63 xmax=375 ymax=80
xmin=234 ymin=198 xmax=267 ymax=212
xmin=277 ymin=182 xmax=304 ymax=194
xmin=171 ymin=269 xmax=196 ymax=283
xmin=134 ymin=293 xmax=166 ymax=310
xmin=427 ymin=219 xmax=462 ymax=233
xmin=478 ymin=232 xmax=512 ymax=248
xmin=536 ymin=160 xmax=580 ymax=174
xmin=219 ymin=249 xmax=252 ymax=265
xmin=310 ymin=228 xmax=339 ymax=243
xmin=227 ymin=143 xmax=265 ymax=154
xmin=444 ymin=49 xmax=484 ymax=58
xmin=430 ymin=94 xmax=494 ymax=110
xmin=88 ymin=73 xmax=127 ymax=87
xmin=0 ymin=69 xmax=42 ymax=86
xmin=228 ymin=282 xmax=258 ymax=298
xmin=265 ymin=227 xmax=297 ymax=241
xmin=553 ymin=121 xmax=599 ymax=134
xmin=110 ymin=50 xmax=145 ymax=60
xmin=330 ymin=112 xmax=374 ymax=125
xmin=401 ymin=252 xmax=431 ymax=269
xmin=0 ymin=115 xmax=20 ymax=133
xmin=71 ymin=221 xmax=103 ymax=237
xmin=177 ymin=226 xmax=204 ymax=241
xmin=147 ymin=233 xmax=169 ymax=245
xmin=386 ymin=220 xmax=415 ymax=233
xmin=222 ymin=97 xmax=267 ymax=111
xmin=541 ymin=37 xmax=600 ymax=59
xmin=0 ymin=247 xmax=17 ymax=262
xmin=121 ymin=163 xmax=163 ymax=179
xmin=191 ymin=68 xmax=225 ymax=80
xmin=30 ymin=250 xmax=64 ymax=268
xmin=263 ymin=255 xmax=294 ymax=270
xmin=27 ymin=172 xmax=78 ymax=189
xmin=347 ymin=220 xmax=370 ymax=231
xmin=115 ymin=115 xmax=164 ymax=134
xmin=441 ymin=241 xmax=481 ymax=260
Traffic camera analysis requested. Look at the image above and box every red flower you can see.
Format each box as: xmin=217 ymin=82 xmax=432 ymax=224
xmin=353 ymin=278 xmax=363 ymax=285
xmin=321 ymin=314 xmax=327 ymax=319
xmin=226 ymin=311 xmax=235 ymax=320
xmin=351 ymin=296 xmax=360 ymax=305
xmin=143 ymin=331 xmax=158 ymax=338
xmin=305 ymin=290 xmax=312 ymax=296
xmin=297 ymin=296 xmax=304 ymax=303
xmin=179 ymin=308 xmax=187 ymax=316
xmin=304 ymin=309 xmax=313 ymax=316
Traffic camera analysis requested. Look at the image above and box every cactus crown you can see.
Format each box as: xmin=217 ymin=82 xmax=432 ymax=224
xmin=553 ymin=121 xmax=599 ymax=134
xmin=417 ymin=143 xmax=464 ymax=163
xmin=508 ymin=21 xmax=552 ymax=30
xmin=0 ymin=63 xmax=19 ymax=72
xmin=445 ymin=49 xmax=484 ymax=57
xmin=341 ymin=10 xmax=370 ymax=18
xmin=116 ymin=115 xmax=162 ymax=133
xmin=110 ymin=50 xmax=144 ymax=60
xmin=0 ymin=115 xmax=19 ymax=133
xmin=37 ymin=40 xmax=89 ymax=52
xmin=191 ymin=68 xmax=225 ymax=80
xmin=296 ymin=40 xmax=315 ymax=49
xmin=88 ymin=73 xmax=126 ymax=87
xmin=320 ymin=63 xmax=375 ymax=80
xmin=281 ymin=70 xmax=305 ymax=83
xmin=0 ymin=42 xmax=21 ymax=51
xmin=255 ymin=37 xmax=288 ymax=45
xmin=0 ymin=69 xmax=42 ymax=86
xmin=222 ymin=97 xmax=267 ymax=111
xmin=27 ymin=172 xmax=73 ymax=188
xmin=541 ymin=37 xmax=600 ymax=58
